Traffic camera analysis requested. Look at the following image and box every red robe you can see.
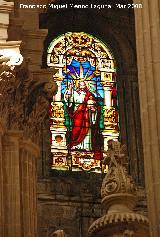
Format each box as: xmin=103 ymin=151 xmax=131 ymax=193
xmin=67 ymin=90 xmax=103 ymax=160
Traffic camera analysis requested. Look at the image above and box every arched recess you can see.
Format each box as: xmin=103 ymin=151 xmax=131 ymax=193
xmin=40 ymin=0 xmax=144 ymax=185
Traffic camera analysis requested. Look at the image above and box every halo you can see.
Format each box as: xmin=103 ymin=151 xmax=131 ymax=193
xmin=67 ymin=63 xmax=96 ymax=90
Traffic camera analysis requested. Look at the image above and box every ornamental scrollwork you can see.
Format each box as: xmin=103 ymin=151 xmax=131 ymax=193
xmin=101 ymin=140 xmax=137 ymax=198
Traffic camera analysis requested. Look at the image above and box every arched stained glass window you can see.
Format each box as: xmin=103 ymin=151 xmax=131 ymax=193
xmin=47 ymin=32 xmax=119 ymax=173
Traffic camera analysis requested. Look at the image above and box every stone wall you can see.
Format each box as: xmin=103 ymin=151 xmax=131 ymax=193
xmin=37 ymin=174 xmax=148 ymax=237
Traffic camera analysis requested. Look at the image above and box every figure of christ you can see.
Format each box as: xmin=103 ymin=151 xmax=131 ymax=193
xmin=64 ymin=80 xmax=103 ymax=160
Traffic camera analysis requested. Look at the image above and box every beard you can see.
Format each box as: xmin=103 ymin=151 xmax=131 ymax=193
xmin=77 ymin=87 xmax=88 ymax=93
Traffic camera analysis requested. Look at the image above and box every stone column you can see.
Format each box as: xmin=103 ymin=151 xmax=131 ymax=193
xmin=19 ymin=139 xmax=40 ymax=237
xmin=103 ymin=84 xmax=112 ymax=108
xmin=134 ymin=1 xmax=160 ymax=236
xmin=2 ymin=131 xmax=23 ymax=237
xmin=2 ymin=130 xmax=39 ymax=237
xmin=119 ymin=72 xmax=144 ymax=185
xmin=54 ymin=80 xmax=62 ymax=102
xmin=0 ymin=1 xmax=13 ymax=41
xmin=0 ymin=121 xmax=4 ymax=237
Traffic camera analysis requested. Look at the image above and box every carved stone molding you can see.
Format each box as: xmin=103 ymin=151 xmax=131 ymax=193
xmin=88 ymin=212 xmax=149 ymax=237
xmin=88 ymin=140 xmax=149 ymax=237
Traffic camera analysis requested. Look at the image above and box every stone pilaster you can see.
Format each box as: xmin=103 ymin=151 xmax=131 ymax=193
xmin=0 ymin=120 xmax=5 ymax=237
xmin=118 ymin=71 xmax=144 ymax=185
xmin=0 ymin=1 xmax=14 ymax=41
xmin=134 ymin=1 xmax=160 ymax=236
xmin=2 ymin=131 xmax=23 ymax=237
xmin=10 ymin=0 xmax=48 ymax=71
xmin=19 ymin=139 xmax=39 ymax=237
xmin=1 ymin=130 xmax=39 ymax=237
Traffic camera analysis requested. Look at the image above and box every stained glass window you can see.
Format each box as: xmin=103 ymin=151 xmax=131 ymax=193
xmin=47 ymin=32 xmax=119 ymax=172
